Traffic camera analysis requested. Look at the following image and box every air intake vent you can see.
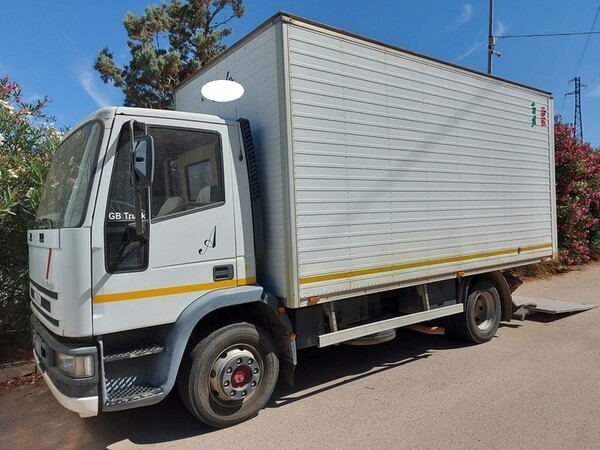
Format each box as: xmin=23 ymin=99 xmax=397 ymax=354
xmin=238 ymin=118 xmax=260 ymax=201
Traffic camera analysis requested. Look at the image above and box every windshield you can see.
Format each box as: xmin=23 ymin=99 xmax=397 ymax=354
xmin=35 ymin=121 xmax=103 ymax=229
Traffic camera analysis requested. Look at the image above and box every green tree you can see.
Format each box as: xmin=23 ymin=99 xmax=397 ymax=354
xmin=94 ymin=0 xmax=244 ymax=110
xmin=554 ymin=122 xmax=600 ymax=265
xmin=0 ymin=74 xmax=62 ymax=339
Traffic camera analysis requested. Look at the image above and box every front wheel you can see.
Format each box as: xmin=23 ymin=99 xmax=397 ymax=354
xmin=178 ymin=323 xmax=279 ymax=428
xmin=451 ymin=279 xmax=501 ymax=344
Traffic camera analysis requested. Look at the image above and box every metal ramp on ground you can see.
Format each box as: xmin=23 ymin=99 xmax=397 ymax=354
xmin=512 ymin=296 xmax=598 ymax=320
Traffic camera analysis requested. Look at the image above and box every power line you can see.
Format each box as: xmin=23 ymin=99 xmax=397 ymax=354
xmin=573 ymin=5 xmax=600 ymax=77
xmin=493 ymin=6 xmax=600 ymax=129
xmin=560 ymin=92 xmax=568 ymax=119
xmin=497 ymin=30 xmax=600 ymax=39
xmin=588 ymin=70 xmax=600 ymax=87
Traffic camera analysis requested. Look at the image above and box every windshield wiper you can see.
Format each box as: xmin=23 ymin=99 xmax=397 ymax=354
xmin=34 ymin=218 xmax=54 ymax=229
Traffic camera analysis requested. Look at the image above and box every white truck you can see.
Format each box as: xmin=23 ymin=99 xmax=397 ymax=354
xmin=29 ymin=13 xmax=556 ymax=427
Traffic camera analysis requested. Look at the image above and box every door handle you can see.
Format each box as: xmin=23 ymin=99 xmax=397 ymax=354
xmin=213 ymin=265 xmax=234 ymax=281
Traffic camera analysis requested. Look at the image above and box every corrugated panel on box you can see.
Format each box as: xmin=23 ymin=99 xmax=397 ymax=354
xmin=286 ymin=22 xmax=554 ymax=300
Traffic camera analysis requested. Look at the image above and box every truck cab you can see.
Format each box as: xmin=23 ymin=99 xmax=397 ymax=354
xmin=29 ymin=107 xmax=282 ymax=424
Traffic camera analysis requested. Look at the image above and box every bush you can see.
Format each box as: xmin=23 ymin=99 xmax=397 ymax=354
xmin=0 ymin=74 xmax=62 ymax=335
xmin=554 ymin=122 xmax=600 ymax=265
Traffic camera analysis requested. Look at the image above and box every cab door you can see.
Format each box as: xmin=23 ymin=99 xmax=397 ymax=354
xmin=92 ymin=116 xmax=237 ymax=334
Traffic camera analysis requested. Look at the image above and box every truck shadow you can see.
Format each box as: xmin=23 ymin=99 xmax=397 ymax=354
xmin=77 ymin=329 xmax=473 ymax=447
xmin=270 ymin=328 xmax=449 ymax=407
xmin=525 ymin=311 xmax=588 ymax=323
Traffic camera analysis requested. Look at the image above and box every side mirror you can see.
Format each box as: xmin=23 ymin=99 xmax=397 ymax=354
xmin=132 ymin=135 xmax=154 ymax=191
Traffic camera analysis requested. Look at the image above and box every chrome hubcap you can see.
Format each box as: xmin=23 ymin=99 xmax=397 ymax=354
xmin=209 ymin=346 xmax=261 ymax=403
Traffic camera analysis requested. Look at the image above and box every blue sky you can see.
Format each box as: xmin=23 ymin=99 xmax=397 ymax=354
xmin=3 ymin=1 xmax=600 ymax=146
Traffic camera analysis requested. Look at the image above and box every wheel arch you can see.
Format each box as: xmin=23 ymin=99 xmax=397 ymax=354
xmin=158 ymin=286 xmax=296 ymax=398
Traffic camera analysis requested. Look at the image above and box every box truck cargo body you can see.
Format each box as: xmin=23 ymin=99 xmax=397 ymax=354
xmin=29 ymin=13 xmax=556 ymax=427
xmin=176 ymin=14 xmax=556 ymax=307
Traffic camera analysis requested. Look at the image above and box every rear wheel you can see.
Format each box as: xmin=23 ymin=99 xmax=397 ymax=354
xmin=452 ymin=279 xmax=501 ymax=344
xmin=178 ymin=323 xmax=279 ymax=428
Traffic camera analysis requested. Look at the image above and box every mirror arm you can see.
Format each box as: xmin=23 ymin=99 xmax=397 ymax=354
xmin=133 ymin=191 xmax=144 ymax=237
xmin=129 ymin=119 xmax=146 ymax=239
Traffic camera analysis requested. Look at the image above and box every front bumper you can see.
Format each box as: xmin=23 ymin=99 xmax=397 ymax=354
xmin=31 ymin=315 xmax=99 ymax=417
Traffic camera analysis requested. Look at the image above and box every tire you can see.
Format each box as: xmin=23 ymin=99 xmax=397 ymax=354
xmin=178 ymin=323 xmax=279 ymax=428
xmin=452 ymin=279 xmax=501 ymax=344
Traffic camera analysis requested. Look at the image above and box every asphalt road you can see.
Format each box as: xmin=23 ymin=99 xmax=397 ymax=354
xmin=2 ymin=262 xmax=599 ymax=449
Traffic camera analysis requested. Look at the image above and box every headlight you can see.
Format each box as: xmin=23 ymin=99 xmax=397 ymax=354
xmin=54 ymin=352 xmax=95 ymax=378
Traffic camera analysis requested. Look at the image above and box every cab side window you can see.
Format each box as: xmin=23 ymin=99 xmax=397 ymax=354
xmin=104 ymin=125 xmax=224 ymax=273
xmin=105 ymin=123 xmax=149 ymax=273
xmin=150 ymin=127 xmax=224 ymax=219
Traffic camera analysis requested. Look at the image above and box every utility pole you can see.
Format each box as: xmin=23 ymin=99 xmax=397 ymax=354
xmin=567 ymin=77 xmax=584 ymax=141
xmin=487 ymin=0 xmax=494 ymax=74
xmin=487 ymin=0 xmax=501 ymax=74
